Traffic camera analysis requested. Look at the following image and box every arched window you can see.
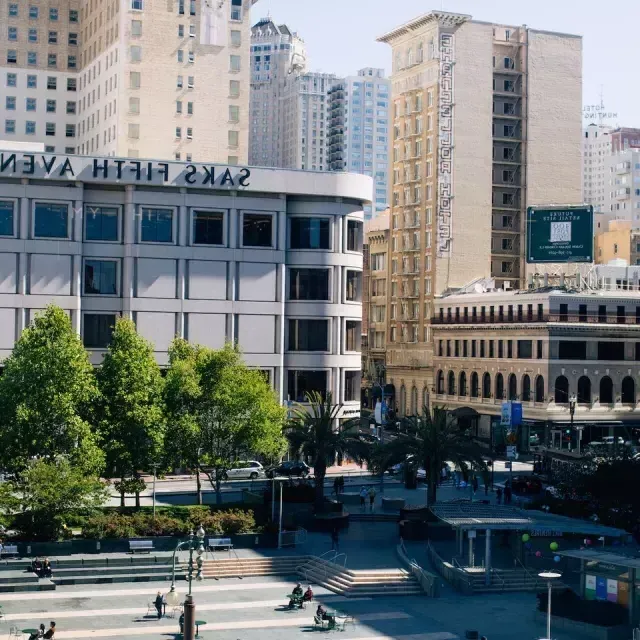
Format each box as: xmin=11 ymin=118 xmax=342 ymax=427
xmin=417 ymin=42 xmax=424 ymax=63
xmin=622 ymin=376 xmax=636 ymax=404
xmin=600 ymin=376 xmax=613 ymax=404
xmin=395 ymin=51 xmax=402 ymax=71
xmin=423 ymin=387 xmax=429 ymax=411
xmin=482 ymin=373 xmax=491 ymax=399
xmin=428 ymin=38 xmax=435 ymax=59
xmin=521 ymin=375 xmax=531 ymax=402
xmin=459 ymin=372 xmax=467 ymax=397
xmin=508 ymin=374 xmax=517 ymax=400
xmin=447 ymin=371 xmax=456 ymax=395
xmin=436 ymin=370 xmax=444 ymax=394
xmin=399 ymin=385 xmax=406 ymax=415
xmin=555 ymin=376 xmax=569 ymax=404
xmin=470 ymin=372 xmax=479 ymax=398
xmin=535 ymin=376 xmax=545 ymax=403
xmin=577 ymin=376 xmax=591 ymax=404
xmin=407 ymin=48 xmax=413 ymax=67
xmin=495 ymin=373 xmax=504 ymax=400
xmin=411 ymin=386 xmax=418 ymax=415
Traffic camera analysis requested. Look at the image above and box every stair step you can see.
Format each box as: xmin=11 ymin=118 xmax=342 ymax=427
xmin=52 ymin=572 xmax=181 ymax=586
xmin=0 ymin=580 xmax=56 ymax=593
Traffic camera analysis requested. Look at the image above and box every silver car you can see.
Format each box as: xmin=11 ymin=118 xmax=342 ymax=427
xmin=225 ymin=461 xmax=265 ymax=480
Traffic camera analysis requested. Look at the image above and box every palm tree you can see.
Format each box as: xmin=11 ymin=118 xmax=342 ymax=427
xmin=372 ymin=407 xmax=487 ymax=505
xmin=285 ymin=392 xmax=370 ymax=510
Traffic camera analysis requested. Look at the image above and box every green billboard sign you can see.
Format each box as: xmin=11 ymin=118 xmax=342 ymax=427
xmin=526 ymin=205 xmax=594 ymax=263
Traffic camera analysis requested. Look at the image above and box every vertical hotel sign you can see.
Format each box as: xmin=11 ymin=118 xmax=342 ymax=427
xmin=437 ymin=32 xmax=454 ymax=258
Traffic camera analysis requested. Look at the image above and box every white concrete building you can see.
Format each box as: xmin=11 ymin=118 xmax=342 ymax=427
xmin=328 ymin=68 xmax=390 ymax=220
xmin=602 ymin=147 xmax=640 ymax=230
xmin=0 ymin=148 xmax=370 ymax=418
xmin=582 ymin=123 xmax=612 ymax=215
xmin=249 ymin=18 xmax=306 ymax=168
xmin=1 ymin=0 xmax=257 ymax=163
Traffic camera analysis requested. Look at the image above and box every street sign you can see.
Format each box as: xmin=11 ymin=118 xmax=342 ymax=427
xmin=511 ymin=402 xmax=523 ymax=426
xmin=507 ymin=445 xmax=517 ymax=459
xmin=526 ymin=205 xmax=594 ymax=263
xmin=501 ymin=402 xmax=511 ymax=426
xmin=468 ymin=530 xmax=476 ymax=539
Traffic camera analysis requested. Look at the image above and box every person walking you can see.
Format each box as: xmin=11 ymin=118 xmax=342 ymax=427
xmin=472 ymin=476 xmax=479 ymax=495
xmin=154 ymin=591 xmax=164 ymax=620
xmin=441 ymin=466 xmax=448 ymax=485
xmin=368 ymin=486 xmax=376 ymax=512
xmin=496 ymin=487 xmax=503 ymax=505
xmin=504 ymin=481 xmax=512 ymax=505
xmin=330 ymin=527 xmax=339 ymax=552
xmin=359 ymin=486 xmax=367 ymax=510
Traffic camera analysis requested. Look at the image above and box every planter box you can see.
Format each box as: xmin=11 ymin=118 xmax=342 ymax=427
xmin=339 ymin=493 xmax=362 ymax=506
xmin=534 ymin=611 xmax=631 ymax=640
xmin=382 ymin=497 xmax=405 ymax=511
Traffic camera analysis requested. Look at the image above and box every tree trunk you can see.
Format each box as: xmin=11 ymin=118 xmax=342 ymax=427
xmin=314 ymin=457 xmax=326 ymax=512
xmin=195 ymin=457 xmax=202 ymax=505
xmin=120 ymin=477 xmax=125 ymax=508
xmin=428 ymin=468 xmax=438 ymax=505
xmin=215 ymin=477 xmax=222 ymax=505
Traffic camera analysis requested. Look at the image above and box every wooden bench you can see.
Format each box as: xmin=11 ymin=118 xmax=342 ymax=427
xmin=129 ymin=540 xmax=154 ymax=553
xmin=208 ymin=538 xmax=232 ymax=551
xmin=0 ymin=545 xmax=19 ymax=558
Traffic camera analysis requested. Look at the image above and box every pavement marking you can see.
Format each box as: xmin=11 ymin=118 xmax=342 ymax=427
xmin=0 ymin=580 xmax=301 ymax=602
xmin=54 ymin=611 xmax=411 ymax=638
xmin=1 ymin=596 xmax=372 ymax=621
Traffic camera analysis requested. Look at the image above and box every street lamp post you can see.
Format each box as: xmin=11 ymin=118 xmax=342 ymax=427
xmin=166 ymin=525 xmax=205 ymax=640
xmin=569 ymin=393 xmax=577 ymax=454
xmin=150 ymin=462 xmax=161 ymax=520
xmin=538 ymin=571 xmax=562 ymax=640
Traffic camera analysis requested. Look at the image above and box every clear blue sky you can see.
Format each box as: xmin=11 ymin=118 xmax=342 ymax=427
xmin=251 ymin=0 xmax=637 ymax=127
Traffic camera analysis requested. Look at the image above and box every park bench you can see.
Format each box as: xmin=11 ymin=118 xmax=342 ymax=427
xmin=0 ymin=545 xmax=19 ymax=558
xmin=208 ymin=538 xmax=232 ymax=551
xmin=129 ymin=540 xmax=154 ymax=553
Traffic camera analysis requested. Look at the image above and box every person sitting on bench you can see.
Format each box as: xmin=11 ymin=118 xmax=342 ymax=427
xmin=288 ymin=583 xmax=303 ymax=608
xmin=292 ymin=583 xmax=303 ymax=598
xmin=28 ymin=623 xmax=45 ymax=639
xmin=43 ymin=621 xmax=56 ymax=638
xmin=31 ymin=558 xmax=43 ymax=577
xmin=303 ymin=586 xmax=313 ymax=602
xmin=42 ymin=558 xmax=52 ymax=578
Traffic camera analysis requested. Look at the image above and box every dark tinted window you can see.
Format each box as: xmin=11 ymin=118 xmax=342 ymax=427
xmin=288 ymin=369 xmax=327 ymax=402
xmin=290 ymin=217 xmax=330 ymax=249
xmin=83 ymin=314 xmax=115 ymax=348
xmin=193 ymin=210 xmax=223 ymax=245
xmin=0 ymin=200 xmax=14 ymax=236
xmin=345 ymin=320 xmax=361 ymax=352
xmin=517 ymin=340 xmax=532 ymax=359
xmin=346 ymin=219 xmax=363 ymax=252
xmin=34 ymin=202 xmax=68 ymax=238
xmin=84 ymin=260 xmax=117 ymax=295
xmin=243 ymin=213 xmax=272 ymax=247
xmin=558 ymin=341 xmax=586 ymax=360
xmin=598 ymin=341 xmax=625 ymax=361
xmin=344 ymin=371 xmax=360 ymax=402
xmin=288 ymin=319 xmax=328 ymax=351
xmin=141 ymin=207 xmax=173 ymax=243
xmin=288 ymin=268 xmax=329 ymax=300
xmin=85 ymin=205 xmax=118 ymax=241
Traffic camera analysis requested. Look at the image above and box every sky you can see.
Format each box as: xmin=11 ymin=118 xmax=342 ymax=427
xmin=251 ymin=0 xmax=638 ymax=127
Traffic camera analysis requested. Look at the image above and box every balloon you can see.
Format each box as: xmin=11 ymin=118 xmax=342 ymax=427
xmin=550 ymin=542 xmax=559 ymax=551
xmin=535 ymin=551 xmax=542 ymax=558
xmin=522 ymin=534 xmax=530 ymax=542
xmin=585 ymin=539 xmax=592 ymax=546
xmin=554 ymin=555 xmax=561 ymax=563
xmin=525 ymin=542 xmax=532 ymax=550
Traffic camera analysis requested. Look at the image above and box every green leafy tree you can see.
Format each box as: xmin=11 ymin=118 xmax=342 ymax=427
xmin=0 ymin=457 xmax=108 ymax=541
xmin=286 ymin=392 xmax=369 ymax=510
xmin=0 ymin=305 xmax=102 ymax=475
xmin=372 ymin=407 xmax=487 ymax=504
xmin=96 ymin=317 xmax=165 ymax=508
xmin=165 ymin=341 xmax=286 ymax=504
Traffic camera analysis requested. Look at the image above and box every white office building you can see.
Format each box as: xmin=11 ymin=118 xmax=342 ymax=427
xmin=0 ymin=148 xmax=371 ymax=418
xmin=582 ymin=123 xmax=612 ymax=214
xmin=328 ymin=68 xmax=390 ymax=220
xmin=603 ymin=147 xmax=640 ymax=230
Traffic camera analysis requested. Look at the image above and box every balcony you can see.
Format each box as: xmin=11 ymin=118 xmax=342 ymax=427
xmin=615 ymin=161 xmax=631 ymax=174
xmin=615 ymin=188 xmax=631 ymax=200
xmin=431 ymin=311 xmax=640 ymax=326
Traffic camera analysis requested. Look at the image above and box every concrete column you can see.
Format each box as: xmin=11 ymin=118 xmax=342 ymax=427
xmin=176 ymin=259 xmax=185 ymax=339
xmin=468 ymin=533 xmax=474 ymax=567
xmin=485 ymin=529 xmax=492 ymax=585
xmin=18 ymin=189 xmax=29 ymax=330
xmin=19 ymin=181 xmax=29 ymax=239
xmin=228 ymin=207 xmax=238 ymax=249
xmin=121 ymin=185 xmax=135 ymax=319
xmin=276 ymin=262 xmax=285 ymax=404
xmin=178 ymin=188 xmax=188 ymax=247
xmin=458 ymin=529 xmax=464 ymax=556
xmin=277 ymin=207 xmax=287 ymax=251
xmin=73 ymin=186 xmax=83 ymax=242
xmin=333 ymin=366 xmax=341 ymax=406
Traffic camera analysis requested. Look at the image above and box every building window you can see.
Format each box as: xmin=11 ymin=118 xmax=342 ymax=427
xmin=140 ymin=207 xmax=173 ymax=243
xmin=48 ymin=30 xmax=57 ymax=43
xmin=66 ymin=101 xmax=76 ymax=114
xmin=27 ymin=52 xmax=37 ymax=65
xmin=85 ymin=205 xmax=119 ymax=242
xmin=346 ymin=219 xmax=363 ymax=252
xmin=187 ymin=101 xmax=193 ymax=114
xmin=189 ymin=0 xmax=196 ymax=15
xmin=228 ymin=130 xmax=239 ymax=147
xmin=344 ymin=371 xmax=360 ymax=403
xmin=192 ymin=210 xmax=224 ymax=245
xmin=69 ymin=9 xmax=78 ymax=22
xmin=83 ymin=314 xmax=116 ymax=349
xmin=25 ymin=121 xmax=36 ymax=135
xmin=45 ymin=122 xmax=56 ymax=136
xmin=230 ymin=55 xmax=241 ymax=72
xmin=5 ymin=120 xmax=15 ymax=134
xmin=66 ymin=124 xmax=76 ymax=137
xmin=5 ymin=97 xmax=15 ymax=110
xmin=128 ymin=123 xmax=139 ymax=139
xmin=175 ymin=126 xmax=182 ymax=138
xmin=288 ymin=319 xmax=329 ymax=352
xmin=230 ymin=30 xmax=241 ymax=46
xmin=68 ymin=32 xmax=78 ymax=45
xmin=8 ymin=27 xmax=17 ymax=41
xmin=49 ymin=7 xmax=58 ymax=20
xmin=345 ymin=270 xmax=362 ymax=302
xmin=33 ymin=202 xmax=68 ymax=238
xmin=7 ymin=50 xmax=17 ymax=64
xmin=84 ymin=259 xmax=118 ymax=295
xmin=48 ymin=53 xmax=57 ymax=67
xmin=131 ymin=0 xmax=143 ymax=9
xmin=290 ymin=217 xmax=330 ymax=250
xmin=178 ymin=0 xmax=184 ymax=14
xmin=176 ymin=100 xmax=182 ymax=113
xmin=67 ymin=78 xmax=76 ymax=91
xmin=229 ymin=80 xmax=240 ymax=98
xmin=7 ymin=73 xmax=17 ymax=87
xmin=229 ymin=105 xmax=239 ymax=122
xmin=9 ymin=4 xmax=18 ymax=16
xmin=26 ymin=98 xmax=36 ymax=111
xmin=46 ymin=99 xmax=56 ymax=112
xmin=288 ymin=370 xmax=327 ymax=402
xmin=29 ymin=6 xmax=38 ymax=18
xmin=29 ymin=28 xmax=38 ymax=42
xmin=0 ymin=201 xmax=15 ymax=236
xmin=130 ymin=72 xmax=141 ymax=89
xmin=345 ymin=320 xmax=361 ymax=352
xmin=230 ymin=0 xmax=242 ymax=20
xmin=129 ymin=46 xmax=141 ymax=62
xmin=242 ymin=213 xmax=272 ymax=247
xmin=288 ymin=268 xmax=330 ymax=301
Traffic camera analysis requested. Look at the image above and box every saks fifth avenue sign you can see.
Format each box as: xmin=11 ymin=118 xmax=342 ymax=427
xmin=0 ymin=152 xmax=251 ymax=188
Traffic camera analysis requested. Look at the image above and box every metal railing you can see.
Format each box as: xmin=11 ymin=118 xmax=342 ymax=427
xmin=427 ymin=541 xmax=472 ymax=594
xmin=490 ymin=568 xmax=506 ymax=591
xmin=297 ymin=550 xmax=347 ymax=585
xmin=398 ymin=538 xmax=439 ymax=597
xmin=432 ymin=312 xmax=640 ymax=326
xmin=512 ymin=554 xmax=540 ymax=589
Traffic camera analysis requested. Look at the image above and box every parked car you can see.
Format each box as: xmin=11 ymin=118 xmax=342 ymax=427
xmin=266 ymin=461 xmax=311 ymax=479
xmin=510 ymin=475 xmax=543 ymax=495
xmin=224 ymin=461 xmax=265 ymax=480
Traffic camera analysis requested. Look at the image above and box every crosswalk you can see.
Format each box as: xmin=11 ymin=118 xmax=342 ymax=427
xmin=0 ymin=577 xmax=459 ymax=640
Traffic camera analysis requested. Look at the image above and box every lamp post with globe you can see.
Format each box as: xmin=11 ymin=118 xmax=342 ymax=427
xmin=538 ymin=571 xmax=562 ymax=640
xmin=166 ymin=525 xmax=206 ymax=640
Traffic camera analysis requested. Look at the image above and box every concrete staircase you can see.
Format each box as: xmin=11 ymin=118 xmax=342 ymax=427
xmin=0 ymin=571 xmax=55 ymax=593
xmin=202 ymin=555 xmax=307 ymax=579
xmin=466 ymin=568 xmax=562 ymax=594
xmin=297 ymin=556 xmax=422 ymax=597
xmin=348 ymin=512 xmax=400 ymax=523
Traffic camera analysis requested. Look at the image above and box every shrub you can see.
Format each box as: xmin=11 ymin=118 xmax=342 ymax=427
xmin=201 ymin=509 xmax=256 ymax=535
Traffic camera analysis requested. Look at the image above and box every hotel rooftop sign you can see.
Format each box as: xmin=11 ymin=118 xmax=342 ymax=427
xmin=0 ymin=150 xmax=373 ymax=201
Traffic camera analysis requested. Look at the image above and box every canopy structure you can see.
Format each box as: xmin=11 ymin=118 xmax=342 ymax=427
xmin=431 ymin=503 xmax=626 ymax=537
xmin=558 ymin=548 xmax=640 ymax=569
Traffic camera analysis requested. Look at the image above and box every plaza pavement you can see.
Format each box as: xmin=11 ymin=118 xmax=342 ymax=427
xmin=0 ymin=574 xmax=583 ymax=640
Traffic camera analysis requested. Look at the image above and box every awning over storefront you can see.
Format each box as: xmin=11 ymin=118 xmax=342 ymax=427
xmin=450 ymin=407 xmax=480 ymax=418
xmin=383 ymin=383 xmax=395 ymax=396
xmin=557 ymin=549 xmax=640 ymax=569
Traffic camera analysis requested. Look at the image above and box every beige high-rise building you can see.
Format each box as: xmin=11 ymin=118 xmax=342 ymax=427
xmin=1 ymin=0 xmax=256 ymax=162
xmin=377 ymin=11 xmax=582 ymax=412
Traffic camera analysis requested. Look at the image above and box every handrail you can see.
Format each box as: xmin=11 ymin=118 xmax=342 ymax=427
xmin=491 ymin=568 xmax=505 ymax=591
xmin=427 ymin=541 xmax=472 ymax=594
xmin=399 ymin=538 xmax=437 ymax=597
xmin=296 ymin=551 xmax=347 ymax=585
xmin=451 ymin=557 xmax=464 ymax=570
xmin=512 ymin=555 xmax=539 ymax=588
xmin=332 ymin=553 xmax=347 ymax=568
xmin=231 ymin=547 xmax=242 ymax=578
